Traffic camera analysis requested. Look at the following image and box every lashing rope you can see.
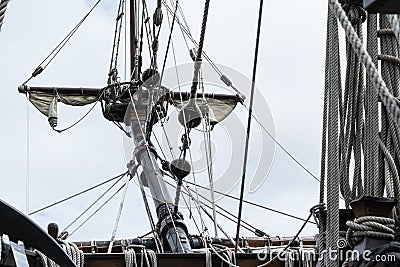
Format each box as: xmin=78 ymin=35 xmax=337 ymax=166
xmin=345 ymin=216 xmax=395 ymax=248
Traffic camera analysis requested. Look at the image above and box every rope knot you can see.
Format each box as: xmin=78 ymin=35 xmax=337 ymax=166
xmin=342 ymin=2 xmax=366 ymax=25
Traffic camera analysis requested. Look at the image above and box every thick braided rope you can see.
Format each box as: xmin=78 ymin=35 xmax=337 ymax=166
xmin=378 ymin=139 xmax=400 ymax=202
xmin=205 ymin=250 xmax=212 ymax=267
xmin=37 ymin=241 xmax=84 ymax=267
xmin=378 ymin=15 xmax=400 ymax=202
xmin=354 ymin=21 xmax=365 ymax=199
xmin=328 ymin=0 xmax=400 ymax=129
xmin=339 ymin=41 xmax=356 ymax=205
xmin=326 ymin=4 xmax=341 ymax=267
xmin=190 ymin=0 xmax=211 ymax=97
xmin=386 ymin=15 xmax=400 ymax=45
xmin=346 ymin=216 xmax=395 ymax=248
xmin=60 ymin=241 xmax=84 ymax=267
xmin=124 ymin=249 xmax=137 ymax=267
xmin=0 ymin=0 xmax=10 ymax=31
xmin=378 ymin=139 xmax=397 ymax=197
xmin=145 ymin=249 xmax=157 ymax=267
xmin=365 ymin=14 xmax=379 ymax=196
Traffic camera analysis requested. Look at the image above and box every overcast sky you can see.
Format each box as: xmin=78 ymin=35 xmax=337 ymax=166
xmin=0 ymin=0 xmax=328 ymax=242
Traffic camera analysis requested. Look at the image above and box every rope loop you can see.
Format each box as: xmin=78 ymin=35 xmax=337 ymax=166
xmin=124 ymin=246 xmax=157 ymax=267
xmin=346 ymin=216 xmax=396 ymax=248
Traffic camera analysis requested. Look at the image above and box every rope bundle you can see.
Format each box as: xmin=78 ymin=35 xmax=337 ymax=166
xmin=320 ymin=1 xmax=400 ymax=267
xmin=208 ymin=244 xmax=237 ymax=267
xmin=124 ymin=246 xmax=157 ymax=267
xmin=37 ymin=241 xmax=84 ymax=267
xmin=346 ymin=216 xmax=396 ymax=248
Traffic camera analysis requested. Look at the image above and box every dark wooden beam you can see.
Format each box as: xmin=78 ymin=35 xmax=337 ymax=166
xmin=364 ymin=0 xmax=400 ymax=13
xmin=169 ymin=91 xmax=242 ymax=102
xmin=18 ymin=85 xmax=103 ymax=97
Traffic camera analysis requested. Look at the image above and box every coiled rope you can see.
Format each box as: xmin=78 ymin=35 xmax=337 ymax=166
xmin=345 ymin=216 xmax=395 ymax=248
xmin=37 ymin=240 xmax=84 ymax=267
xmin=124 ymin=246 xmax=157 ymax=267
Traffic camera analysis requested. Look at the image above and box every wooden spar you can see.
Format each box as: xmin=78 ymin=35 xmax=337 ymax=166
xmin=72 ymin=236 xmax=317 ymax=253
xmin=17 ymin=85 xmax=240 ymax=101
xmin=170 ymin=91 xmax=242 ymax=101
xmin=18 ymin=85 xmax=103 ymax=97
xmin=27 ymin=252 xmax=291 ymax=267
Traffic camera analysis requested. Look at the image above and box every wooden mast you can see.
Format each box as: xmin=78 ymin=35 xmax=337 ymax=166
xmin=130 ymin=0 xmax=137 ymax=79
xmin=127 ymin=0 xmax=192 ymax=253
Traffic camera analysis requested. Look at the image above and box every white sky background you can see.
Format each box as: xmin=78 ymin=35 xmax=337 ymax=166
xmin=0 ymin=0 xmax=328 ymax=242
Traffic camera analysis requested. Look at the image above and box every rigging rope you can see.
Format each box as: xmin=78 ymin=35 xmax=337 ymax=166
xmin=319 ymin=3 xmax=400 ymax=266
xmin=328 ymin=0 xmax=400 ymax=128
xmin=108 ymin=0 xmax=126 ymax=84
xmin=235 ymin=0 xmax=264 ymax=253
xmin=124 ymin=246 xmax=157 ymax=267
xmin=338 ymin=7 xmax=365 ymax=205
xmin=23 ymin=0 xmax=104 ymax=84
xmin=378 ymin=15 xmax=400 ymax=204
xmin=0 ymin=0 xmax=10 ymax=32
xmin=162 ymin=0 xmax=243 ymax=96
xmin=202 ymin=113 xmax=218 ymax=237
xmin=158 ymin=0 xmax=179 ymax=86
xmin=257 ymin=204 xmax=320 ymax=267
xmin=386 ymin=15 xmax=400 ymax=44
xmin=163 ymin=2 xmax=210 ymax=232
xmin=136 ymin=171 xmax=164 ymax=253
xmin=165 ymin=178 xmax=264 ymax=235
xmin=180 ymin=179 xmax=316 ymax=224
xmin=63 ymin=173 xmax=128 ymax=237
xmin=29 ymin=171 xmax=128 ymax=215
xmin=209 ymin=244 xmax=238 ymax=267
xmin=197 ymin=196 xmax=244 ymax=252
xmin=242 ymin=104 xmax=343 ymax=193
xmin=26 ymin=98 xmax=30 ymax=215
xmin=52 ymin=91 xmax=104 ymax=133
xmin=127 ymin=83 xmax=186 ymax=252
xmin=365 ymin=13 xmax=379 ymax=196
xmin=189 ymin=0 xmax=211 ymax=99
xmin=321 ymin=4 xmax=341 ymax=267
xmin=68 ymin=176 xmax=132 ymax=237
xmin=108 ymin=174 xmax=131 ymax=253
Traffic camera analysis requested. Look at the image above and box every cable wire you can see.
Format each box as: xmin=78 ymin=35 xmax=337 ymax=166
xmin=179 ymin=179 xmax=315 ymax=225
xmin=29 ymin=171 xmax=128 ymax=215
xmin=23 ymin=0 xmax=104 ymax=84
